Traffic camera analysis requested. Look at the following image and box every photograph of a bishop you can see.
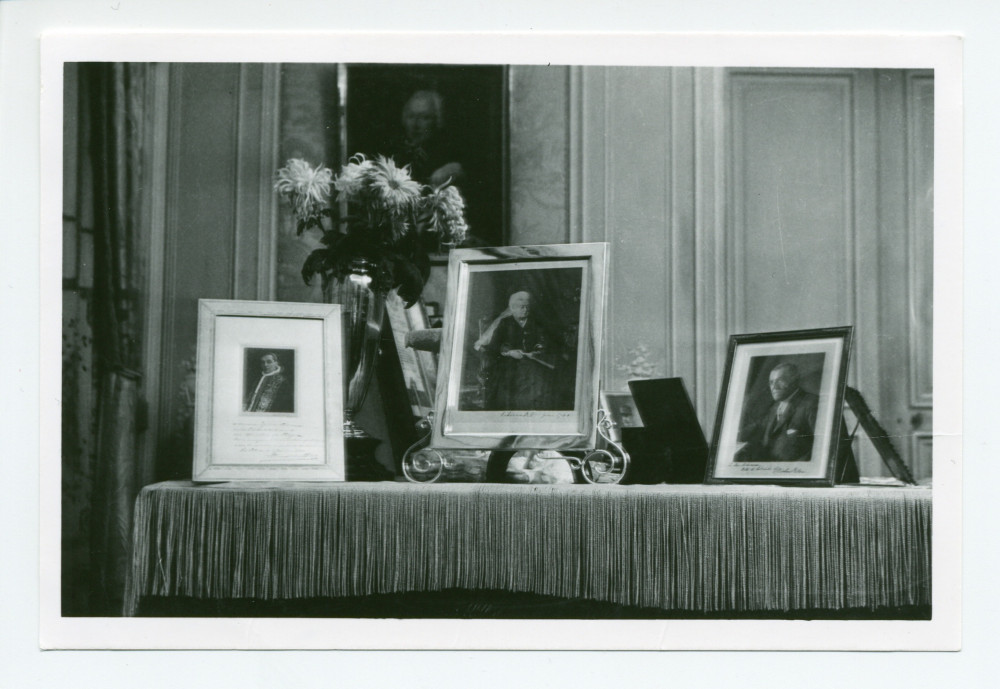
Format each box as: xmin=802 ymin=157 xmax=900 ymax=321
xmin=243 ymin=348 xmax=296 ymax=414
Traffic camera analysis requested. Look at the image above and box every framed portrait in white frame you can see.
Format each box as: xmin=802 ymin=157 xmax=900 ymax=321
xmin=192 ymin=299 xmax=345 ymax=481
xmin=706 ymin=326 xmax=853 ymax=487
xmin=432 ymin=243 xmax=608 ymax=450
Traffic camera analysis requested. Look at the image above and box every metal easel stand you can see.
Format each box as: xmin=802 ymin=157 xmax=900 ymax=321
xmin=401 ymin=408 xmax=630 ymax=485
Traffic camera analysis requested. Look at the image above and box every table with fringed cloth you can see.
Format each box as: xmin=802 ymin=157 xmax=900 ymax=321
xmin=123 ymin=481 xmax=931 ymax=617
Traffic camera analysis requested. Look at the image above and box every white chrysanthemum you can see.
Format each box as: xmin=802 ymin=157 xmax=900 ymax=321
xmin=366 ymin=155 xmax=422 ymax=215
xmin=426 ymin=183 xmax=469 ymax=244
xmin=332 ymin=153 xmax=374 ymax=203
xmin=274 ymin=158 xmax=333 ymax=219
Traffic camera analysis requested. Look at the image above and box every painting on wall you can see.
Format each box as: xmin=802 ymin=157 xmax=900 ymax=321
xmin=343 ymin=64 xmax=508 ymax=249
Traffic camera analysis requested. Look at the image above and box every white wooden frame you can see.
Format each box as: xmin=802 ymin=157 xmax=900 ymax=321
xmin=432 ymin=243 xmax=608 ymax=450
xmin=192 ymin=299 xmax=345 ymax=481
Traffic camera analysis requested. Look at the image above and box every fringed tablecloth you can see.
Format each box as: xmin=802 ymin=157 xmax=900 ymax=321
xmin=123 ymin=481 xmax=931 ymax=616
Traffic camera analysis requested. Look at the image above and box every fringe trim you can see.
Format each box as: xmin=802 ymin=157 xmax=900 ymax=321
xmin=124 ymin=482 xmax=931 ymax=616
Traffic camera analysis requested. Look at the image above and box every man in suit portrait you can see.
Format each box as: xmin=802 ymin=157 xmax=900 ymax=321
xmin=735 ymin=362 xmax=818 ymax=462
xmin=244 ymin=351 xmax=294 ymax=414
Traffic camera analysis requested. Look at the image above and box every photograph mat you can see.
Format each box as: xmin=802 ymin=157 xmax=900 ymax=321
xmin=211 ymin=316 xmax=325 ymax=464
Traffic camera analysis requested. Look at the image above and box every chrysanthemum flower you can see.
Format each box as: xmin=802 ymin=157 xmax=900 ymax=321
xmin=332 ymin=153 xmax=374 ymax=203
xmin=366 ymin=155 xmax=422 ymax=215
xmin=281 ymin=151 xmax=470 ymax=298
xmin=274 ymin=158 xmax=333 ymax=220
xmin=425 ymin=182 xmax=469 ymax=244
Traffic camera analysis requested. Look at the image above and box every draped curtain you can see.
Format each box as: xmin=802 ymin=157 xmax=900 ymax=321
xmin=62 ymin=62 xmax=150 ymax=616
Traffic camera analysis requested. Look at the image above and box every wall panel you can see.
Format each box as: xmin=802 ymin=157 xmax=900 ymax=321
xmin=908 ymin=74 xmax=935 ymax=409
xmin=603 ymin=67 xmax=673 ymax=390
xmin=155 ymin=64 xmax=282 ymax=480
xmin=393 ymin=66 xmax=932 ymax=477
xmin=508 ymin=65 xmax=570 ymax=245
xmin=729 ymin=72 xmax=854 ymax=334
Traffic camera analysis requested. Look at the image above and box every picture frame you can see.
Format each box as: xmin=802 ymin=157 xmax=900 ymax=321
xmin=432 ymin=243 xmax=608 ymax=450
xmin=706 ymin=326 xmax=853 ymax=487
xmin=600 ymin=391 xmax=643 ymax=443
xmin=192 ymin=299 xmax=345 ymax=481
xmin=628 ymin=378 xmax=709 ymax=484
xmin=383 ymin=292 xmax=439 ymax=421
xmin=340 ymin=63 xmax=509 ymax=248
xmin=602 ymin=391 xmax=644 ymax=427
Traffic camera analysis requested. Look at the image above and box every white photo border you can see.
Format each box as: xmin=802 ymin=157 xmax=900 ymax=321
xmin=37 ymin=32 xmax=961 ymax=653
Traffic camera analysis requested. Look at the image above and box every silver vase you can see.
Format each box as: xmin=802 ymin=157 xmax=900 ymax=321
xmin=324 ymin=258 xmax=386 ymax=439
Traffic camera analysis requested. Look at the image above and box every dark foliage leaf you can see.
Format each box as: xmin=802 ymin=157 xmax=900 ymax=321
xmin=389 ymin=258 xmax=427 ymax=308
xmin=301 ymin=248 xmax=333 ymax=286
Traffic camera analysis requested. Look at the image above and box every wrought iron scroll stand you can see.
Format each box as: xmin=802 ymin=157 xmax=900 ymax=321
xmin=401 ymin=408 xmax=630 ymax=484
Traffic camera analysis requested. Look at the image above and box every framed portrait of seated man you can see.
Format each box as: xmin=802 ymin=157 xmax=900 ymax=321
xmin=432 ymin=243 xmax=608 ymax=451
xmin=706 ymin=326 xmax=853 ymax=487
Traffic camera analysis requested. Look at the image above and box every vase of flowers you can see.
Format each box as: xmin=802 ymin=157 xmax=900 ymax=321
xmin=275 ymin=154 xmax=468 ymax=439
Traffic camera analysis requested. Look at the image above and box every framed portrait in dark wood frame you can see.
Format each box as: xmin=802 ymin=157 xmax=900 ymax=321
xmin=432 ymin=243 xmax=608 ymax=451
xmin=706 ymin=326 xmax=854 ymax=487
xmin=342 ymin=63 xmax=509 ymax=249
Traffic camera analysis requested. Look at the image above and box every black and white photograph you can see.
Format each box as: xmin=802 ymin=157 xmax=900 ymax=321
xmin=190 ymin=299 xmax=345 ymax=483
xmin=707 ymin=328 xmax=853 ymax=485
xmin=242 ymin=348 xmax=296 ymax=413
xmin=432 ymin=243 xmax=608 ymax=450
xmin=461 ymin=265 xmax=582 ymax=411
xmin=601 ymin=391 xmax=643 ymax=430
xmin=734 ymin=354 xmax=825 ymax=462
xmin=34 ymin=31 xmax=962 ymax=655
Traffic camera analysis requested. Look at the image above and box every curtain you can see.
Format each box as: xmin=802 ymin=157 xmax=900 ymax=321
xmin=62 ymin=63 xmax=150 ymax=616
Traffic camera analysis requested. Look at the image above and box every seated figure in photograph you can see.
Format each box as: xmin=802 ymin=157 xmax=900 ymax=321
xmin=245 ymin=352 xmax=294 ymax=414
xmin=735 ymin=362 xmax=817 ymax=462
xmin=474 ymin=290 xmax=561 ymax=411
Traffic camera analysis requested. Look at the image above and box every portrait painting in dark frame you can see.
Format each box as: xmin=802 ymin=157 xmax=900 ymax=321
xmin=344 ymin=63 xmax=508 ymax=248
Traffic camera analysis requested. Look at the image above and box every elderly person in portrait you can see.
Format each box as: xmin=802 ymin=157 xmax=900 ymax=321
xmin=245 ymin=352 xmax=294 ymax=413
xmin=735 ymin=362 xmax=818 ymax=462
xmin=388 ymin=89 xmax=465 ymax=187
xmin=473 ymin=290 xmax=559 ymax=411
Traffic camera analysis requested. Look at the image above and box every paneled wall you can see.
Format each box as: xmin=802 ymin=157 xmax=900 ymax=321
xmin=150 ymin=63 xmax=281 ymax=479
xmin=136 ymin=64 xmax=933 ymax=480
xmin=151 ymin=63 xmax=398 ymax=478
xmin=509 ymin=66 xmax=934 ymax=478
